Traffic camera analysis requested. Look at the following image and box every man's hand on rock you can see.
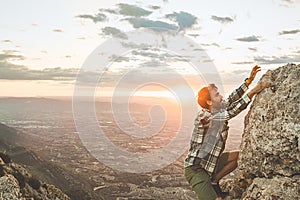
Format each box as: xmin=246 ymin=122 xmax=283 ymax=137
xmin=247 ymin=82 xmax=273 ymax=99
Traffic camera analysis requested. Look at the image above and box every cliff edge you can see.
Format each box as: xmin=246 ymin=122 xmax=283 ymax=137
xmin=222 ymin=63 xmax=300 ymax=199
xmin=0 ymin=152 xmax=71 ymax=200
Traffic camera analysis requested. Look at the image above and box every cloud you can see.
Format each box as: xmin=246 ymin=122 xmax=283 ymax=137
xmin=2 ymin=50 xmax=19 ymax=54
xmin=120 ymin=41 xmax=152 ymax=49
xmin=109 ymin=54 xmax=132 ymax=62
xmin=2 ymin=40 xmax=12 ymax=43
xmin=193 ymin=48 xmax=205 ymax=51
xmin=75 ymin=5 xmax=197 ymax=34
xmin=76 ymin=13 xmax=107 ymax=23
xmin=211 ymin=15 xmax=234 ymax=24
xmin=0 ymin=53 xmax=24 ymax=61
xmin=0 ymin=61 xmax=30 ymax=80
xmin=77 ymin=4 xmax=152 ymax=24
xmin=279 ymin=0 xmax=297 ymax=7
xmin=236 ymin=35 xmax=261 ymax=42
xmin=0 ymin=60 xmax=78 ymax=80
xmin=202 ymin=59 xmax=214 ymax=63
xmin=40 ymin=67 xmax=78 ymax=80
xmin=101 ymin=27 xmax=127 ymax=39
xmin=149 ymin=5 xmax=160 ymax=10
xmin=200 ymin=43 xmax=220 ymax=47
xmin=118 ymin=3 xmax=152 ymax=17
xmin=188 ymin=33 xmax=200 ymax=38
xmin=126 ymin=18 xmax=178 ymax=31
xmin=99 ymin=8 xmax=118 ymax=14
xmin=108 ymin=48 xmax=190 ymax=64
xmin=132 ymin=48 xmax=193 ymax=62
xmin=52 ymin=29 xmax=63 ymax=33
xmin=248 ymin=47 xmax=257 ymax=51
xmin=278 ymin=29 xmax=300 ymax=35
xmin=0 ymin=55 xmax=254 ymax=88
xmin=231 ymin=61 xmax=254 ymax=65
xmin=231 ymin=52 xmax=300 ymax=65
xmin=0 ymin=53 xmax=79 ymax=81
xmin=131 ymin=50 xmax=160 ymax=58
xmin=138 ymin=59 xmax=168 ymax=68
xmin=253 ymin=54 xmax=300 ymax=64
xmin=282 ymin=0 xmax=296 ymax=3
xmin=165 ymin=11 xmax=197 ymax=31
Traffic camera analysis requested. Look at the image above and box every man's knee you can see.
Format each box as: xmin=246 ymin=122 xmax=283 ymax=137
xmin=191 ymin=174 xmax=211 ymax=188
xmin=192 ymin=177 xmax=217 ymax=200
xmin=185 ymin=168 xmax=217 ymax=199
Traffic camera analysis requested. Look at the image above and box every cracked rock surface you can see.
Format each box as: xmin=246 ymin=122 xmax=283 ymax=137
xmin=222 ymin=63 xmax=300 ymax=200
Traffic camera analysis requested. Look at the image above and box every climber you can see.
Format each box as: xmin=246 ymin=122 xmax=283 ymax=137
xmin=184 ymin=65 xmax=272 ymax=200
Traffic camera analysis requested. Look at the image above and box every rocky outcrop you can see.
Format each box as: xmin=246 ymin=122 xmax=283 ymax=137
xmin=0 ymin=174 xmax=23 ymax=200
xmin=222 ymin=63 xmax=300 ymax=199
xmin=0 ymin=153 xmax=71 ymax=200
xmin=0 ymin=123 xmax=95 ymax=200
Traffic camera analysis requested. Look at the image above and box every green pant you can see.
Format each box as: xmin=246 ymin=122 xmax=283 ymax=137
xmin=185 ymin=167 xmax=217 ymax=200
xmin=184 ymin=152 xmax=230 ymax=200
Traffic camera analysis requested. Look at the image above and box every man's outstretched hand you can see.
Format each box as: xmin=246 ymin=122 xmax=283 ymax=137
xmin=246 ymin=65 xmax=261 ymax=86
xmin=249 ymin=65 xmax=261 ymax=82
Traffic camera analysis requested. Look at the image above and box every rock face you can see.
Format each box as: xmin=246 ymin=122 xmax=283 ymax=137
xmin=240 ymin=63 xmax=300 ymax=177
xmin=241 ymin=177 xmax=299 ymax=199
xmin=0 ymin=153 xmax=71 ymax=200
xmin=222 ymin=63 xmax=300 ymax=199
xmin=0 ymin=174 xmax=23 ymax=200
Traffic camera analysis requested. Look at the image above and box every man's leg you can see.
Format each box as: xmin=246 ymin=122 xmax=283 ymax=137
xmin=185 ymin=167 xmax=218 ymax=200
xmin=212 ymin=151 xmax=239 ymax=183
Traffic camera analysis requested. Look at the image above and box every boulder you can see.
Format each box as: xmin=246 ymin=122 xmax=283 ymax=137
xmin=0 ymin=155 xmax=71 ymax=200
xmin=0 ymin=174 xmax=24 ymax=200
xmin=222 ymin=63 xmax=300 ymax=199
xmin=239 ymin=63 xmax=300 ymax=178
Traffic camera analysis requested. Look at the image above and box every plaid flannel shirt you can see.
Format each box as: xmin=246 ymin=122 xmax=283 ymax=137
xmin=184 ymin=83 xmax=251 ymax=176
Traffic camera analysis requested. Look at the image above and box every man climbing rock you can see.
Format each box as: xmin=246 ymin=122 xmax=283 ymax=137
xmin=184 ymin=65 xmax=272 ymax=199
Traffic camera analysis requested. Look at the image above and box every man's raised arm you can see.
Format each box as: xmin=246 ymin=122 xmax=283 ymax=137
xmin=226 ymin=65 xmax=261 ymax=106
xmin=214 ymin=79 xmax=272 ymax=121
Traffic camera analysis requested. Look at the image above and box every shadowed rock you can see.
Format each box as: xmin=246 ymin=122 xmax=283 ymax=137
xmin=0 ymin=154 xmax=71 ymax=200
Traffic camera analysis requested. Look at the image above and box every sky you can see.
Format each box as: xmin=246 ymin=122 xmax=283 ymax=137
xmin=1 ymin=0 xmax=300 ymax=97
